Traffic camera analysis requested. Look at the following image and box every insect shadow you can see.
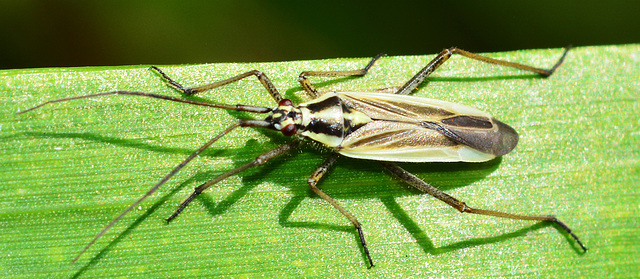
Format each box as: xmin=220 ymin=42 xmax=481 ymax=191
xmin=271 ymin=149 xmax=548 ymax=260
xmin=23 ymin=126 xmax=547 ymax=274
xmin=195 ymin=137 xmax=567 ymax=264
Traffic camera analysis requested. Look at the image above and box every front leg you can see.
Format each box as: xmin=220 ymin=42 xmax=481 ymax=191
xmin=151 ymin=66 xmax=285 ymax=102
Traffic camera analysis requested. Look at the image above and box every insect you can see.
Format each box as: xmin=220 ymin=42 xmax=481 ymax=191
xmin=19 ymin=47 xmax=587 ymax=267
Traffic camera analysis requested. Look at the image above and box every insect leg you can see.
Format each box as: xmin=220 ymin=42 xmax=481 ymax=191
xmin=298 ymin=53 xmax=385 ymax=99
xmin=166 ymin=140 xmax=301 ymax=221
xmin=306 ymin=153 xmax=374 ymax=267
xmin=381 ymin=162 xmax=587 ymax=252
xmin=151 ymin=66 xmax=284 ymax=102
xmin=73 ymin=121 xmax=251 ymax=263
xmin=395 ymin=46 xmax=571 ymax=95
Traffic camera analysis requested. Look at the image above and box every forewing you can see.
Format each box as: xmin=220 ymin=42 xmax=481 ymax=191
xmin=336 ymin=92 xmax=518 ymax=158
xmin=337 ymin=92 xmax=491 ymax=122
xmin=338 ymin=120 xmax=495 ymax=162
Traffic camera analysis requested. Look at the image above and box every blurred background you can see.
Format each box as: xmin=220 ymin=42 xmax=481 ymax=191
xmin=1 ymin=1 xmax=638 ymax=69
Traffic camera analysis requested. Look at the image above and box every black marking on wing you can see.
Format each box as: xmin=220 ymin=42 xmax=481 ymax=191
xmin=421 ymin=117 xmax=518 ymax=156
xmin=441 ymin=115 xmax=493 ymax=129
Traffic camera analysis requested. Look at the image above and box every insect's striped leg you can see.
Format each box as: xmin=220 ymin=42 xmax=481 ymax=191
xmin=394 ymin=46 xmax=571 ymax=95
xmin=298 ymin=53 xmax=385 ymax=98
xmin=166 ymin=140 xmax=301 ymax=222
xmin=381 ymin=162 xmax=587 ymax=252
xmin=151 ymin=66 xmax=285 ymax=102
xmin=306 ymin=154 xmax=375 ymax=267
xmin=450 ymin=47 xmax=571 ymax=77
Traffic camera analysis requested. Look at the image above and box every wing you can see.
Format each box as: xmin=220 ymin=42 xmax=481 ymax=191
xmin=337 ymin=120 xmax=496 ymax=162
xmin=337 ymin=92 xmax=492 ymax=122
xmin=336 ymin=92 xmax=518 ymax=161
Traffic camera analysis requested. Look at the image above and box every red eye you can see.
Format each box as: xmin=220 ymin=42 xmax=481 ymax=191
xmin=278 ymin=99 xmax=293 ymax=107
xmin=281 ymin=124 xmax=296 ymax=136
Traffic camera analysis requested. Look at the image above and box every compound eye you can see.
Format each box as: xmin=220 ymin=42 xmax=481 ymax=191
xmin=281 ymin=124 xmax=296 ymax=136
xmin=278 ymin=99 xmax=293 ymax=107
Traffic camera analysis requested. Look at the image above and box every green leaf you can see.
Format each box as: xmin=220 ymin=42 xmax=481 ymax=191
xmin=1 ymin=45 xmax=638 ymax=278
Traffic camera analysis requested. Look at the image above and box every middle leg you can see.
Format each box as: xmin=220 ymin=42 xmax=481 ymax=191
xmin=151 ymin=66 xmax=285 ymax=102
xmin=307 ymin=153 xmax=375 ymax=267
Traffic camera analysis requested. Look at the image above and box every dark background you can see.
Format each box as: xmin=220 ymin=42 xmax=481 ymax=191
xmin=1 ymin=1 xmax=638 ymax=69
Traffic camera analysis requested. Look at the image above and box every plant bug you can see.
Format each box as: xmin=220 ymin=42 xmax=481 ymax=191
xmin=18 ymin=47 xmax=587 ymax=267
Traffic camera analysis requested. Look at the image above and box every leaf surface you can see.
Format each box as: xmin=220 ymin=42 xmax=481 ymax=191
xmin=1 ymin=45 xmax=638 ymax=278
